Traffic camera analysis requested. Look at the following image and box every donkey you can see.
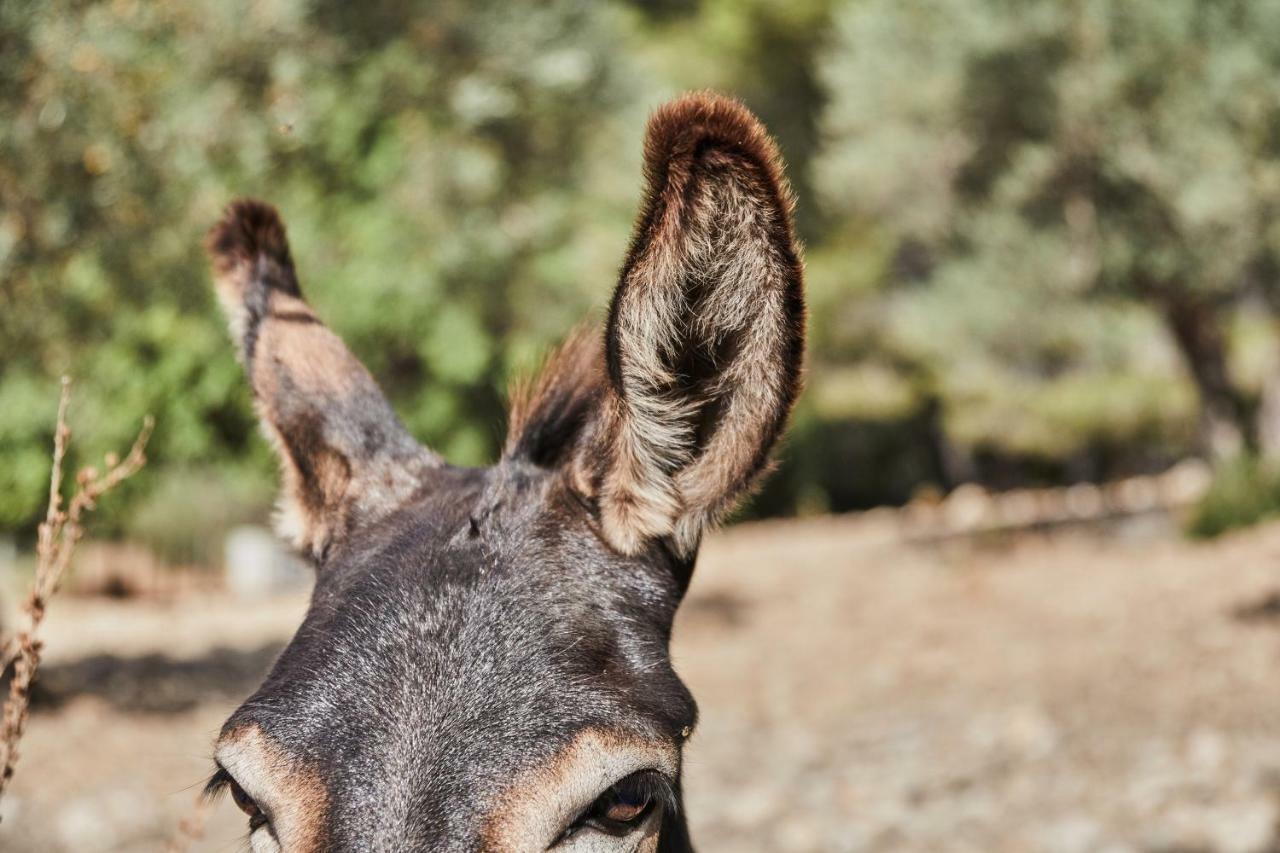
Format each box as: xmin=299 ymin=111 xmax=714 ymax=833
xmin=202 ymin=93 xmax=804 ymax=852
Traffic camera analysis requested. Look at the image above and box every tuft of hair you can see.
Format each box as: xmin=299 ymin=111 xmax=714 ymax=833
xmin=621 ymin=90 xmax=799 ymax=296
xmin=505 ymin=326 xmax=606 ymax=468
xmin=204 ymin=199 xmax=298 ymax=293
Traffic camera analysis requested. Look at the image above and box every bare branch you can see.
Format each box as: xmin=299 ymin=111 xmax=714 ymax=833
xmin=0 ymin=379 xmax=153 ymax=808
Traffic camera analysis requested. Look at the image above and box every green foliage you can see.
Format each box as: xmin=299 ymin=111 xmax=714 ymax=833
xmin=6 ymin=0 xmax=1280 ymax=546
xmin=820 ymin=0 xmax=1280 ymax=303
xmin=813 ymin=0 xmax=1280 ymax=488
xmin=126 ymin=465 xmax=273 ymax=566
xmin=1187 ymin=454 xmax=1280 ymax=539
xmin=0 ymin=0 xmax=642 ymax=536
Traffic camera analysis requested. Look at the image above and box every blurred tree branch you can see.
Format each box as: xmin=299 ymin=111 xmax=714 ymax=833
xmin=0 ymin=378 xmax=152 ymax=809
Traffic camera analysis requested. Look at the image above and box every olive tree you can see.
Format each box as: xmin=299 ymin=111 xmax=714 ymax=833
xmin=818 ymin=0 xmax=1280 ymax=461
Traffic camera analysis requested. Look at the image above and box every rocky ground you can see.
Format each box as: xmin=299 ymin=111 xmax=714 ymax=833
xmin=3 ymin=511 xmax=1280 ymax=851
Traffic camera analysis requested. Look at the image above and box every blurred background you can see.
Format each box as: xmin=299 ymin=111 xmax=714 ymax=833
xmin=5 ymin=0 xmax=1280 ymax=851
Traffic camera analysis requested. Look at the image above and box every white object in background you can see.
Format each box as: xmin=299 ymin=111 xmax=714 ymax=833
xmin=224 ymin=525 xmax=308 ymax=598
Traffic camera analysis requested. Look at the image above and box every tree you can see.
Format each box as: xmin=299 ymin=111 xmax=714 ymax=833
xmin=817 ymin=0 xmax=1280 ymax=462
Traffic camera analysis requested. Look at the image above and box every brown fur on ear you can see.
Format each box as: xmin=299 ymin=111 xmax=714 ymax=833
xmin=505 ymin=326 xmax=606 ymax=470
xmin=626 ymin=92 xmax=799 ymax=271
xmin=596 ymin=92 xmax=806 ymax=556
xmin=206 ymin=200 xmax=440 ymax=561
xmin=205 ymin=199 xmax=296 ymax=284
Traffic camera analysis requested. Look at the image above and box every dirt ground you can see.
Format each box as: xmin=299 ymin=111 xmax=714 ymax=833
xmin=4 ymin=511 xmax=1280 ymax=852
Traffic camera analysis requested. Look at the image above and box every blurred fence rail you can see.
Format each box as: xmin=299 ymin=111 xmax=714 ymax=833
xmin=898 ymin=461 xmax=1212 ymax=542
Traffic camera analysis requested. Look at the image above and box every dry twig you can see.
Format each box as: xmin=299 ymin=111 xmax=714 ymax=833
xmin=0 ymin=378 xmax=153 ymax=809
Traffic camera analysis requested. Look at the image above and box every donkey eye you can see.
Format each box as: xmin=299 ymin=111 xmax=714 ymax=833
xmin=227 ymin=776 xmax=269 ymax=832
xmin=600 ymin=787 xmax=649 ymax=824
xmin=559 ymin=771 xmax=663 ymax=842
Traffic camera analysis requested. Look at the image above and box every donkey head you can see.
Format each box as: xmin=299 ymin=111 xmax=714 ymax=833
xmin=204 ymin=93 xmax=804 ymax=852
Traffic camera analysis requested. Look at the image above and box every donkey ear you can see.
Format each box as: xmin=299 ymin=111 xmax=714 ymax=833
xmin=206 ymin=201 xmax=440 ymax=561
xmin=592 ymin=93 xmax=805 ymax=557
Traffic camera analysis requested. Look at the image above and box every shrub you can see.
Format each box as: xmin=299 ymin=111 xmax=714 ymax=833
xmin=1187 ymin=455 xmax=1280 ymax=539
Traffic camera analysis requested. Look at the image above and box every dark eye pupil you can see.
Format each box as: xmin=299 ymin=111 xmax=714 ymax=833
xmin=603 ymin=794 xmax=648 ymax=823
xmin=596 ymin=779 xmax=652 ymax=825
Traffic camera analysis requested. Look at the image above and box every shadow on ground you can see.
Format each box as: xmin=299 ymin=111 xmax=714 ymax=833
xmin=8 ymin=642 xmax=284 ymax=714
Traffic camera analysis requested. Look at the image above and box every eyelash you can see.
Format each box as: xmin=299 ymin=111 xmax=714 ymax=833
xmin=203 ymin=766 xmax=232 ymax=800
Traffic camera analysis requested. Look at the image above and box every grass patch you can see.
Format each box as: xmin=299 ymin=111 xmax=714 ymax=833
xmin=1187 ymin=455 xmax=1280 ymax=539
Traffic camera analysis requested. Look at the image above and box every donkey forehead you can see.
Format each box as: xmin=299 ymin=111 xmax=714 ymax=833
xmin=221 ymin=465 xmax=694 ymax=821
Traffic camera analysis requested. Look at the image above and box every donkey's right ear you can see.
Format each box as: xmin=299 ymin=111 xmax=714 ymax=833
xmin=585 ymin=93 xmax=805 ymax=558
xmin=206 ymin=201 xmax=440 ymax=561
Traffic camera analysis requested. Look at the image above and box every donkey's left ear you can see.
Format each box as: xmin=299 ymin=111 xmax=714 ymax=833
xmin=589 ymin=93 xmax=805 ymax=557
xmin=206 ymin=201 xmax=440 ymax=562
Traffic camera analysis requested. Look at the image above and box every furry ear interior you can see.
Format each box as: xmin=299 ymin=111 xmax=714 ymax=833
xmin=588 ymin=93 xmax=805 ymax=556
xmin=206 ymin=201 xmax=439 ymax=561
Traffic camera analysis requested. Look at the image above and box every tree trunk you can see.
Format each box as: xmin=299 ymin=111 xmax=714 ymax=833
xmin=922 ymin=393 xmax=974 ymax=488
xmin=1257 ymin=371 xmax=1280 ymax=462
xmin=1255 ymin=326 xmax=1280 ymax=463
xmin=1159 ymin=297 xmax=1253 ymax=461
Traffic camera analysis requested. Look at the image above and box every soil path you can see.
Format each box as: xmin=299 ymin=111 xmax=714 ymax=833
xmin=3 ymin=515 xmax=1280 ymax=852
